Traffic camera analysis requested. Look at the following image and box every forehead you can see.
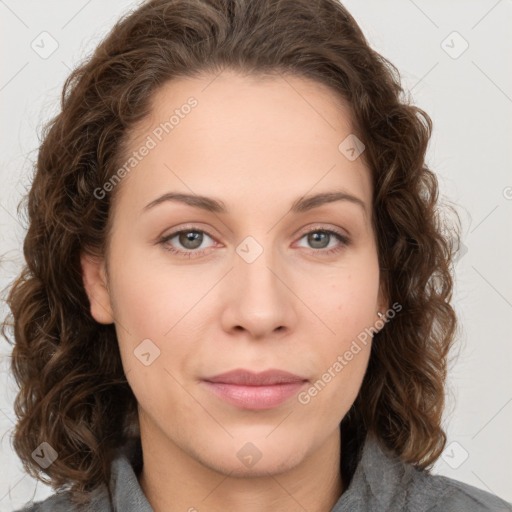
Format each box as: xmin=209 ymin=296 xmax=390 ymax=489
xmin=139 ymin=70 xmax=354 ymax=146
xmin=116 ymin=70 xmax=372 ymax=214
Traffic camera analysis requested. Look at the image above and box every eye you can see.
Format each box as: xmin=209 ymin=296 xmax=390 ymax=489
xmin=158 ymin=227 xmax=217 ymax=258
xmin=296 ymin=227 xmax=349 ymax=255
xmin=158 ymin=225 xmax=350 ymax=259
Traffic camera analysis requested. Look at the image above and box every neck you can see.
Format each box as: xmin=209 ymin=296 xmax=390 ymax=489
xmin=138 ymin=422 xmax=344 ymax=512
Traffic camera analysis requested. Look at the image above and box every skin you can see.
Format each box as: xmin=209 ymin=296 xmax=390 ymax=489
xmin=81 ymin=70 xmax=388 ymax=512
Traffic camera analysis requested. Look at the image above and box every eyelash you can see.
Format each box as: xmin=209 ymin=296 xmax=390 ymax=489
xmin=158 ymin=225 xmax=350 ymax=259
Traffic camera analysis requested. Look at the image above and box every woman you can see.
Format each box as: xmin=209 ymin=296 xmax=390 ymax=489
xmin=3 ymin=0 xmax=511 ymax=511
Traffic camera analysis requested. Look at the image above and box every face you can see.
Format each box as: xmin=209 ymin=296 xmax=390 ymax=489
xmin=82 ymin=70 xmax=387 ymax=477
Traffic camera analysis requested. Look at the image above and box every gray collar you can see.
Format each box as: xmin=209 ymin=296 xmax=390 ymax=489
xmin=332 ymin=434 xmax=452 ymax=512
xmin=109 ymin=437 xmax=153 ymax=512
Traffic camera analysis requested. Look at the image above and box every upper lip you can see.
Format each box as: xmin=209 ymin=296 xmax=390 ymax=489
xmin=204 ymin=369 xmax=308 ymax=386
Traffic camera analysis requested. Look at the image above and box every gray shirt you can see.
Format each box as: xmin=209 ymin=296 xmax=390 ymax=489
xmin=15 ymin=435 xmax=512 ymax=511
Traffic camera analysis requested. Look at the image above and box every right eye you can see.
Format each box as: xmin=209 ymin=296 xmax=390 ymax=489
xmin=158 ymin=227 xmax=218 ymax=258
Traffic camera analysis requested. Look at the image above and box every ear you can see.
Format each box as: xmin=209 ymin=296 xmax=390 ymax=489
xmin=80 ymin=252 xmax=115 ymax=324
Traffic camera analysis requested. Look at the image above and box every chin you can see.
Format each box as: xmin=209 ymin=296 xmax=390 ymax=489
xmin=206 ymin=452 xmax=305 ymax=479
xmin=191 ymin=436 xmax=309 ymax=478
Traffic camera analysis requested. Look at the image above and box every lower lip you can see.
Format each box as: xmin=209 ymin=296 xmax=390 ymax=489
xmin=202 ymin=381 xmax=307 ymax=410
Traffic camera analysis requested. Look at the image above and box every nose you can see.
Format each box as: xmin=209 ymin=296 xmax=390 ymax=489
xmin=220 ymin=241 xmax=297 ymax=340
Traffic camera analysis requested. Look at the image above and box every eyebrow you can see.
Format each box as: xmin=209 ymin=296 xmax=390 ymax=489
xmin=142 ymin=190 xmax=367 ymax=216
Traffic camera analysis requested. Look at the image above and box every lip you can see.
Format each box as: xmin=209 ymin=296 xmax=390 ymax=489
xmin=202 ymin=369 xmax=308 ymax=410
xmin=205 ymin=369 xmax=307 ymax=386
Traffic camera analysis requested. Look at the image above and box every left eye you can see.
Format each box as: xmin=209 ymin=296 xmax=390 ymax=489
xmin=159 ymin=227 xmax=349 ymax=257
xmin=296 ymin=229 xmax=348 ymax=251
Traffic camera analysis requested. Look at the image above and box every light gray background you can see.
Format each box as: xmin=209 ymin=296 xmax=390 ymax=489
xmin=1 ymin=0 xmax=511 ymax=510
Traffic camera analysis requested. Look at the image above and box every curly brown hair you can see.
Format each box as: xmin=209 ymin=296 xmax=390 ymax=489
xmin=2 ymin=0 xmax=461 ymax=506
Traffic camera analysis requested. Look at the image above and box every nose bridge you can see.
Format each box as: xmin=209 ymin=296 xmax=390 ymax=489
xmin=224 ymin=233 xmax=294 ymax=335
xmin=235 ymin=233 xmax=282 ymax=302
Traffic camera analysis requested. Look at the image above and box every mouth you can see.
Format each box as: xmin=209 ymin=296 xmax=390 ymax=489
xmin=202 ymin=369 xmax=308 ymax=410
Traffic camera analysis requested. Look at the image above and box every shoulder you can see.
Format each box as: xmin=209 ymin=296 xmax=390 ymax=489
xmin=408 ymin=469 xmax=512 ymax=511
xmin=348 ymin=435 xmax=512 ymax=512
xmin=13 ymin=483 xmax=110 ymax=512
xmin=12 ymin=437 xmax=143 ymax=512
xmin=13 ymin=491 xmax=75 ymax=512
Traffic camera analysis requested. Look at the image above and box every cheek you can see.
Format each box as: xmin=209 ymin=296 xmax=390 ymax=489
xmin=296 ymin=338 xmax=371 ymax=430
xmin=308 ymin=254 xmax=380 ymax=339
xmin=330 ymin=344 xmax=371 ymax=414
xmin=108 ymin=242 xmax=204 ymax=338
xmin=299 ymin=253 xmax=378 ymax=400
xmin=108 ymin=244 xmax=213 ymax=392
